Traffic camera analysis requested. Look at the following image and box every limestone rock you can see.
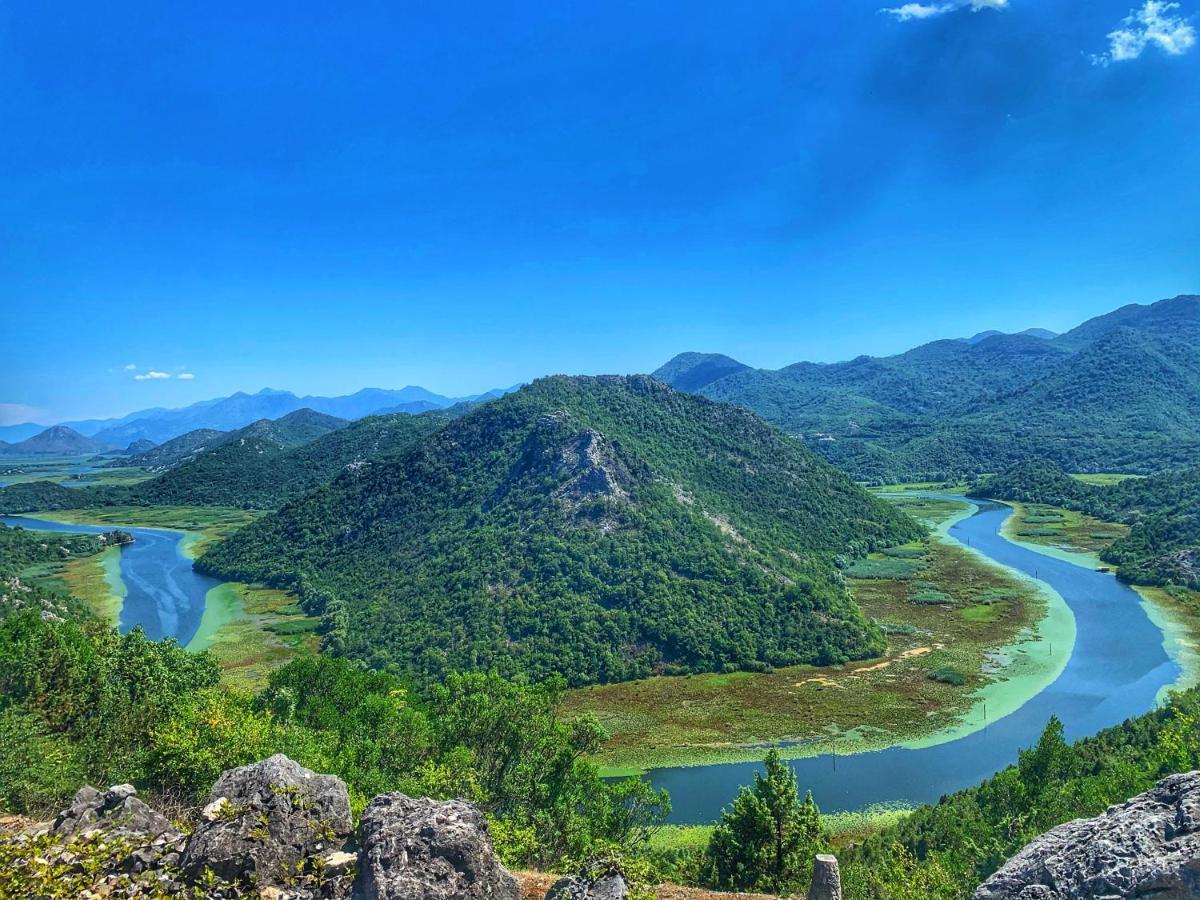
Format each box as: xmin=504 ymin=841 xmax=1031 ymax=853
xmin=180 ymin=754 xmax=352 ymax=888
xmin=974 ymin=770 xmax=1200 ymax=899
xmin=52 ymin=784 xmax=178 ymax=840
xmin=545 ymin=860 xmax=628 ymax=900
xmin=353 ymin=794 xmax=519 ymax=900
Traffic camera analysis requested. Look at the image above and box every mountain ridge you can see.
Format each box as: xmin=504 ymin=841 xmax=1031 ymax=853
xmin=0 ymin=384 xmax=522 ymax=447
xmin=197 ymin=374 xmax=922 ymax=686
xmin=655 ymin=294 xmax=1200 ymax=480
xmin=0 ymin=425 xmax=112 ymax=457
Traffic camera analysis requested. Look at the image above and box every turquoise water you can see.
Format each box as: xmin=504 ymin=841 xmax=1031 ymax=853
xmin=648 ymin=500 xmax=1180 ymax=822
xmin=1 ymin=514 xmax=221 ymax=645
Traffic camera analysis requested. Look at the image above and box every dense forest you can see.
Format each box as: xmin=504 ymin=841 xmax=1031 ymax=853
xmin=656 ymin=295 xmax=1200 ymax=481
xmin=973 ymin=459 xmax=1200 ymax=588
xmin=127 ymin=408 xmax=449 ymax=509
xmin=198 ymin=375 xmax=923 ymax=687
xmin=2 ymin=529 xmax=1197 ymax=898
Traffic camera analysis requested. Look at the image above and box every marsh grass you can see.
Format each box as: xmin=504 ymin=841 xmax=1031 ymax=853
xmin=562 ymin=521 xmax=1045 ymax=772
xmin=1004 ymin=502 xmax=1128 ymax=556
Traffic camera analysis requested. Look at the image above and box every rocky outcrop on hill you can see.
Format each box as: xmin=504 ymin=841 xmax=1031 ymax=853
xmin=974 ymin=770 xmax=1200 ymax=899
xmin=180 ymin=754 xmax=354 ymax=889
xmin=545 ymin=858 xmax=629 ymax=900
xmin=355 ymin=794 xmax=520 ymax=899
xmin=3 ymin=755 xmax=522 ymax=899
xmin=53 ymin=783 xmax=179 ymax=841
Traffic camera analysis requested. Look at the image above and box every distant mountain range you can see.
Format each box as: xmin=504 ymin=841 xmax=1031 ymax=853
xmin=654 ymin=295 xmax=1200 ymax=481
xmin=0 ymin=384 xmax=520 ymax=449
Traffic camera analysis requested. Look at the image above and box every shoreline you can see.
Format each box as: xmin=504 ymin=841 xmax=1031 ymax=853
xmin=997 ymin=500 xmax=1199 ymax=702
xmin=596 ymin=495 xmax=1076 ymax=776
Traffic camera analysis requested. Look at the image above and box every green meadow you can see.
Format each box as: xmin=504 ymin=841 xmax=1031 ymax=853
xmin=187 ymin=582 xmax=320 ymax=691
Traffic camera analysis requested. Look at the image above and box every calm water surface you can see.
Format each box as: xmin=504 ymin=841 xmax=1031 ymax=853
xmin=649 ymin=499 xmax=1179 ymax=822
xmin=1 ymin=514 xmax=221 ymax=645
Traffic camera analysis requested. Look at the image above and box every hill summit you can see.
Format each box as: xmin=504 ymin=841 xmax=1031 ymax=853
xmin=0 ymin=425 xmax=111 ymax=456
xmin=198 ymin=375 xmax=922 ymax=686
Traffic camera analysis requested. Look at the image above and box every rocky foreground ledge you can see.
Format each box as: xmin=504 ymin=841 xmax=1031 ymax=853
xmin=0 ymin=753 xmax=553 ymax=899
xmin=974 ymin=770 xmax=1200 ymax=899
xmin=5 ymin=756 xmax=1198 ymax=899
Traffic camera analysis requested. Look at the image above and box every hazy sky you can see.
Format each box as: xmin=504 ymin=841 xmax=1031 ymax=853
xmin=2 ymin=0 xmax=1197 ymax=423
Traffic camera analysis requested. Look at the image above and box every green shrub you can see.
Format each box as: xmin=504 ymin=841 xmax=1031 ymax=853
xmin=845 ymin=558 xmax=924 ymax=580
xmin=912 ymin=590 xmax=953 ymax=605
xmin=927 ymin=667 xmax=967 ymax=686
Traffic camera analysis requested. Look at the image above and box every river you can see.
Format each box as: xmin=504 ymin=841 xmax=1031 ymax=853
xmin=1 ymin=498 xmax=1183 ymax=821
xmin=648 ymin=497 xmax=1181 ymax=822
xmin=1 ymin=514 xmax=221 ymax=645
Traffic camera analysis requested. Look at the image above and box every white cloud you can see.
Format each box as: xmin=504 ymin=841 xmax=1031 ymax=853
xmin=1093 ymin=1 xmax=1197 ymax=65
xmin=177 ymin=372 xmax=195 ymax=380
xmin=134 ymin=370 xmax=171 ymax=381
xmin=123 ymin=363 xmax=137 ymax=371
xmin=881 ymin=0 xmax=1008 ymax=21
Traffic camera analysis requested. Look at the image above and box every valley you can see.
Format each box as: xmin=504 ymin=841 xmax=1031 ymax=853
xmin=4 ymin=295 xmax=1200 ymax=898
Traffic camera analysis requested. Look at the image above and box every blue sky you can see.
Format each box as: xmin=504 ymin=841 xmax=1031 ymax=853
xmin=1 ymin=0 xmax=1197 ymax=423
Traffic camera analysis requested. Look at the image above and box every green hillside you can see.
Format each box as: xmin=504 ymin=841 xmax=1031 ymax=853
xmin=198 ymin=375 xmax=923 ymax=687
xmin=658 ymin=295 xmax=1200 ymax=481
xmin=973 ymin=459 xmax=1200 ymax=588
xmin=110 ymin=428 xmax=231 ymax=471
xmin=0 ymin=409 xmax=452 ymax=513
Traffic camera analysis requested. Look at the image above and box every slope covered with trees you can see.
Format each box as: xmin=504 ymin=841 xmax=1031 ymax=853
xmin=656 ymin=295 xmax=1200 ymax=481
xmin=0 ymin=409 xmax=453 ymax=512
xmin=132 ymin=408 xmax=451 ymax=509
xmin=110 ymin=427 xmax=231 ymax=471
xmin=198 ymin=375 xmax=922 ymax=687
xmin=973 ymin=459 xmax=1200 ymax=588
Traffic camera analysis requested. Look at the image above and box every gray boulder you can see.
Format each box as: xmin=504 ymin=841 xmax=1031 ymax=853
xmin=974 ymin=770 xmax=1200 ymax=899
xmin=52 ymin=783 xmax=178 ymax=839
xmin=181 ymin=754 xmax=353 ymax=888
xmin=353 ymin=794 xmax=520 ymax=900
xmin=546 ymin=872 xmax=627 ymax=900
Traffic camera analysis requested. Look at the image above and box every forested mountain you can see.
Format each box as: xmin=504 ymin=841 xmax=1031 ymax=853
xmin=0 ymin=425 xmax=112 ymax=457
xmin=118 ymin=438 xmax=157 ymax=456
xmin=128 ymin=409 xmax=450 ymax=509
xmin=973 ymin=459 xmax=1200 ymax=588
xmin=650 ymin=353 xmax=751 ymax=392
xmin=197 ymin=375 xmax=921 ymax=687
xmin=655 ymin=295 xmax=1200 ymax=481
xmin=0 ymin=409 xmax=450 ymax=512
xmin=111 ymin=428 xmax=231 ymax=471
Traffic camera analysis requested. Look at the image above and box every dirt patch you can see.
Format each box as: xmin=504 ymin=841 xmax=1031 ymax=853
xmin=516 ymin=872 xmax=777 ymax=900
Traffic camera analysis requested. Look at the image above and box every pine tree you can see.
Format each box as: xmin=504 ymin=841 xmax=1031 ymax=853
xmin=704 ymin=748 xmax=825 ymax=892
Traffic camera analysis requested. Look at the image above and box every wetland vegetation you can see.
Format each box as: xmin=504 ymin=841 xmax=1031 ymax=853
xmin=560 ymin=494 xmax=1052 ymax=773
